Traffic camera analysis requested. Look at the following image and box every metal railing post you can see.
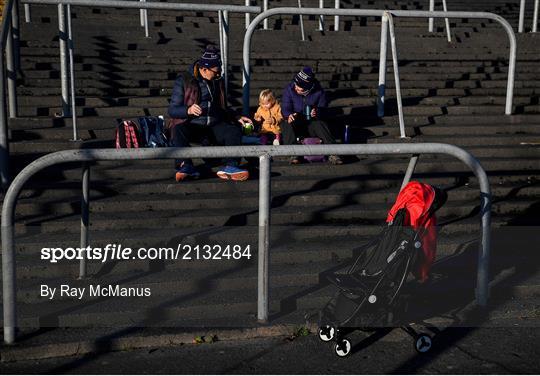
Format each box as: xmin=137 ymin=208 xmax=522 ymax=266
xmin=58 ymin=3 xmax=70 ymax=116
xmin=6 ymin=15 xmax=17 ymax=118
xmin=66 ymin=3 xmax=78 ymax=140
xmin=12 ymin=0 xmax=21 ymax=73
xmin=387 ymin=13 xmax=406 ymax=138
xmin=428 ymin=0 xmax=434 ymax=32
xmin=334 ymin=0 xmax=339 ymax=31
xmin=477 ymin=177 xmax=492 ymax=306
xmin=519 ymin=0 xmax=526 ymax=32
xmin=24 ymin=3 xmax=31 ymax=22
xmin=1 ymin=223 xmax=16 ymax=344
xmin=442 ymin=0 xmax=451 ymax=42
xmin=263 ymin=0 xmax=268 ymax=30
xmin=245 ymin=0 xmax=250 ymax=29
xmin=533 ymin=0 xmax=539 ymax=32
xmin=503 ymin=19 xmax=517 ymax=115
xmin=378 ymin=13 xmax=388 ymax=117
xmin=258 ymin=153 xmax=271 ymax=323
xmin=318 ymin=0 xmax=324 ymax=31
xmin=142 ymin=0 xmax=148 ymax=38
xmin=139 ymin=0 xmax=144 ymax=26
xmin=0 ymin=50 xmax=10 ymax=189
xmin=79 ymin=163 xmax=90 ymax=279
xmin=218 ymin=10 xmax=224 ymax=73
xmin=298 ymin=0 xmax=306 ymax=41
xmin=223 ymin=10 xmax=229 ymax=99
xmin=400 ymin=154 xmax=419 ymax=191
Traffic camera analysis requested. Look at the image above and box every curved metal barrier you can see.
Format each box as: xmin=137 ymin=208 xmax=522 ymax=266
xmin=2 ymin=142 xmax=492 ymax=344
xmin=242 ymin=7 xmax=517 ymax=118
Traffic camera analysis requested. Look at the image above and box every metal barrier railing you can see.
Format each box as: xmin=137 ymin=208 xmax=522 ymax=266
xmin=2 ymin=142 xmax=492 ymax=344
xmin=241 ymin=7 xmax=517 ymax=136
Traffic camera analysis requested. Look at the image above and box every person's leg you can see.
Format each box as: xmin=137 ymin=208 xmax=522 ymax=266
xmin=280 ymin=120 xmax=296 ymax=145
xmin=307 ymin=120 xmax=343 ymax=165
xmin=282 ymin=119 xmax=308 ymax=164
xmin=210 ymin=122 xmax=249 ymax=181
xmin=170 ymin=123 xmax=193 ymax=167
xmin=210 ymin=122 xmax=243 ymax=166
xmin=259 ymin=133 xmax=269 ymax=146
xmin=170 ymin=124 xmax=204 ymax=181
xmin=307 ymin=119 xmax=336 ymax=144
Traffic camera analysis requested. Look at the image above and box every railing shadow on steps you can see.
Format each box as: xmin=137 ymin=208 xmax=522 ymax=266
xmin=1 ymin=142 xmax=492 ymax=345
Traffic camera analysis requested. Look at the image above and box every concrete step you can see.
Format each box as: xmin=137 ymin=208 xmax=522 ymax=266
xmin=11 ymin=196 xmax=535 ymax=234
xmin=8 ymin=114 xmax=540 ymax=133
xmin=6 ymin=160 xmax=538 ymax=199
xmin=10 ymin=181 xmax=540 ymax=217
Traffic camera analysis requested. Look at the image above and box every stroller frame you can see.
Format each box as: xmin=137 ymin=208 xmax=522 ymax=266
xmin=318 ymin=184 xmax=447 ymax=357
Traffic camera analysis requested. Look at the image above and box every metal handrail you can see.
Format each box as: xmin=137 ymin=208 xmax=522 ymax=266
xmin=2 ymin=142 xmax=492 ymax=344
xmin=242 ymin=7 xmax=517 ymax=124
xmin=21 ymin=0 xmax=261 ymax=13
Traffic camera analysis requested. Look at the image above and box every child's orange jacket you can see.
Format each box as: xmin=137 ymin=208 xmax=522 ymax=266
xmin=254 ymin=103 xmax=283 ymax=135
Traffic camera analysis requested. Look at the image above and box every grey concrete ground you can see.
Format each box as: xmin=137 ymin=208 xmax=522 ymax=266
xmin=1 ymin=326 xmax=539 ymax=374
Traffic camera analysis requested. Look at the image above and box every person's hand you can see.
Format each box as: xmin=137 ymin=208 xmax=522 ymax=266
xmin=311 ymin=107 xmax=317 ymax=118
xmin=187 ymin=104 xmax=202 ymax=116
xmin=238 ymin=116 xmax=252 ymax=125
xmin=288 ymin=113 xmax=297 ymax=124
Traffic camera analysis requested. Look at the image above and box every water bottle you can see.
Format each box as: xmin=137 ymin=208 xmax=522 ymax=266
xmin=344 ymin=124 xmax=350 ymax=144
xmin=305 ymin=104 xmax=312 ymax=121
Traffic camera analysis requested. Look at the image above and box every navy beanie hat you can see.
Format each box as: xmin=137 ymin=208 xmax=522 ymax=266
xmin=198 ymin=45 xmax=222 ymax=69
xmin=294 ymin=66 xmax=315 ymax=90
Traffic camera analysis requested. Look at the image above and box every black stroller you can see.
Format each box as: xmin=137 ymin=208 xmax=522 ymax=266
xmin=318 ymin=182 xmax=447 ymax=357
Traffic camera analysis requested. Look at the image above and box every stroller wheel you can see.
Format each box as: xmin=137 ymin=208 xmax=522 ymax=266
xmin=334 ymin=338 xmax=352 ymax=357
xmin=318 ymin=325 xmax=335 ymax=342
xmin=414 ymin=333 xmax=433 ymax=353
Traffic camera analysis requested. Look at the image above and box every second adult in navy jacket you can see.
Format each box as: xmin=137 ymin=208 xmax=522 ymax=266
xmin=281 ymin=81 xmax=328 ymax=119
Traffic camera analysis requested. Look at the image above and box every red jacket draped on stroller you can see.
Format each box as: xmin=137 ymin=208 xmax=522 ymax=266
xmin=386 ymin=182 xmax=439 ymax=282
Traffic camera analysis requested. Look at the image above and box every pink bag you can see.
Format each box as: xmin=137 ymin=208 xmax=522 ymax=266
xmin=301 ymin=137 xmax=326 ymax=163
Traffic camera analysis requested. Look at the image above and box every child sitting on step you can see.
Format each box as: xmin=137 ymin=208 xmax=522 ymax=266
xmin=253 ymin=89 xmax=283 ymax=145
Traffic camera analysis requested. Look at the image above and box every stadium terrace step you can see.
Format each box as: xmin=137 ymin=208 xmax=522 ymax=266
xmin=9 ymin=114 xmax=540 ymax=133
xmin=9 ymin=181 xmax=540 ymax=218
xmin=9 ymin=197 xmax=535 ymax=235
